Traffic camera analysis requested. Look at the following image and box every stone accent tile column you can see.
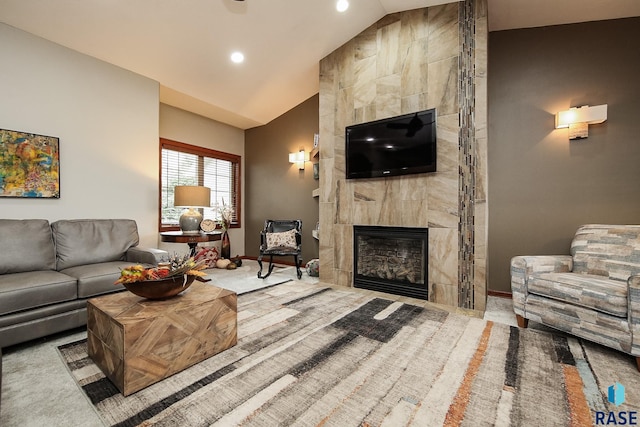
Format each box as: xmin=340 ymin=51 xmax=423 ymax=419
xmin=318 ymin=2 xmax=488 ymax=311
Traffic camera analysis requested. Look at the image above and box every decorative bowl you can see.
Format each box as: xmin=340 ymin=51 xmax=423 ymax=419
xmin=122 ymin=274 xmax=196 ymax=299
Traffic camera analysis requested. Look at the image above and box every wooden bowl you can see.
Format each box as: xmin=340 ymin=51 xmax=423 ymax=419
xmin=122 ymin=274 xmax=196 ymax=300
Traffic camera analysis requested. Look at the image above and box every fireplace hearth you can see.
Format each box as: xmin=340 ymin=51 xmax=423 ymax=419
xmin=353 ymin=226 xmax=428 ymax=300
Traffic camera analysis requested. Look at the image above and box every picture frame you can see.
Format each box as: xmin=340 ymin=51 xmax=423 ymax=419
xmin=0 ymin=128 xmax=60 ymax=198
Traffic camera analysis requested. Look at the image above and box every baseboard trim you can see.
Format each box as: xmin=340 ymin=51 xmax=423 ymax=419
xmin=242 ymin=255 xmax=299 ymax=267
xmin=488 ymin=290 xmax=512 ymax=299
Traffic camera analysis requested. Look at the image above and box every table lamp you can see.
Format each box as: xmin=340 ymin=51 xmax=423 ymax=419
xmin=174 ymin=185 xmax=211 ymax=234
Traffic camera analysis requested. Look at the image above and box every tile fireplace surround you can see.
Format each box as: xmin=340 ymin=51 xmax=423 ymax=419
xmin=317 ymin=0 xmax=488 ymax=311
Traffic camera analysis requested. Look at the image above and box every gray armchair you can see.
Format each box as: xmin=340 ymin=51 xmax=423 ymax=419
xmin=257 ymin=219 xmax=303 ymax=280
xmin=511 ymin=224 xmax=640 ymax=370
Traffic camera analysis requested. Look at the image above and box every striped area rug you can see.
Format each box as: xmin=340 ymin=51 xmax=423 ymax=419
xmin=58 ymin=282 xmax=640 ymax=426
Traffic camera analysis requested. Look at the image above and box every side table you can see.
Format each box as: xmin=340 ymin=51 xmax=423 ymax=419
xmin=160 ymin=231 xmax=221 ymax=257
xmin=87 ymin=282 xmax=237 ymax=396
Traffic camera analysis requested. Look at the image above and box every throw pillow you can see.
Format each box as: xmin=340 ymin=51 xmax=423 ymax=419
xmin=194 ymin=246 xmax=219 ymax=268
xmin=265 ymin=229 xmax=297 ymax=250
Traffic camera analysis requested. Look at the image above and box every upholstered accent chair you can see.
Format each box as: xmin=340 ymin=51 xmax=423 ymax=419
xmin=257 ymin=219 xmax=303 ymax=280
xmin=511 ymin=224 xmax=640 ymax=370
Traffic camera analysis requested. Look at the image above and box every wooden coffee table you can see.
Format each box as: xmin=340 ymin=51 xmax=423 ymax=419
xmin=86 ymin=282 xmax=237 ymax=396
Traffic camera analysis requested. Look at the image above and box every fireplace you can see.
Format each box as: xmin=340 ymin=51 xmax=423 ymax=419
xmin=353 ymin=226 xmax=428 ymax=300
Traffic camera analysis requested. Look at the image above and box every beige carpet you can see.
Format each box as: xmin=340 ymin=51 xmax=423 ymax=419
xmin=57 ymin=281 xmax=640 ymax=427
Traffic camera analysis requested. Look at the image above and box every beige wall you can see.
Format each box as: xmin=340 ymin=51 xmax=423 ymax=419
xmin=319 ymin=1 xmax=488 ymax=310
xmin=159 ymin=104 xmax=246 ymax=256
xmin=488 ymin=17 xmax=640 ymax=292
xmin=244 ymin=95 xmax=320 ymax=263
xmin=0 ymin=23 xmax=160 ymax=247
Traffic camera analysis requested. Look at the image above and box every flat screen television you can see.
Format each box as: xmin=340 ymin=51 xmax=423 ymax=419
xmin=345 ymin=109 xmax=436 ymax=179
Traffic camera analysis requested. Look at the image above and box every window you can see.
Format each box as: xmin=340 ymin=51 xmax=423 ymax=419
xmin=160 ymin=138 xmax=241 ymax=231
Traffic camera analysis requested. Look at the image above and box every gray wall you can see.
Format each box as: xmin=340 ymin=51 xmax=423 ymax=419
xmin=244 ymin=94 xmax=320 ymax=263
xmin=488 ymin=17 xmax=640 ymax=292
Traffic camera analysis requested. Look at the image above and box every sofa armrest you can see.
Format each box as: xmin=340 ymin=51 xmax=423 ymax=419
xmin=628 ymin=275 xmax=640 ymax=356
xmin=126 ymin=246 xmax=168 ymax=266
xmin=510 ymin=255 xmax=573 ymax=316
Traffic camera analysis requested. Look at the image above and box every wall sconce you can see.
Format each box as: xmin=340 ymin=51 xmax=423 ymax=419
xmin=555 ymin=104 xmax=607 ymax=140
xmin=289 ymin=150 xmax=310 ymax=170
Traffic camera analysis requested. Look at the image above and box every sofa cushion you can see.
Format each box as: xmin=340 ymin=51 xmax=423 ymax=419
xmin=571 ymin=225 xmax=640 ymax=281
xmin=0 ymin=270 xmax=77 ymax=316
xmin=525 ymin=294 xmax=632 ymax=353
xmin=52 ymin=219 xmax=139 ymax=270
xmin=528 ymin=272 xmax=628 ymax=317
xmin=60 ymin=261 xmax=133 ymax=298
xmin=0 ymin=219 xmax=56 ymax=274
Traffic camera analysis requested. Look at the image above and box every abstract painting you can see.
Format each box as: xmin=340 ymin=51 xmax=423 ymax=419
xmin=0 ymin=129 xmax=60 ymax=198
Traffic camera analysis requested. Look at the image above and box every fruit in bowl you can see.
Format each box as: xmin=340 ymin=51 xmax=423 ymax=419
xmin=114 ymin=255 xmax=207 ymax=299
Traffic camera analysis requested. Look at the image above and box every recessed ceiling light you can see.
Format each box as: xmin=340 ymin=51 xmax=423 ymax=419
xmin=336 ymin=0 xmax=349 ymax=12
xmin=230 ymin=51 xmax=244 ymax=64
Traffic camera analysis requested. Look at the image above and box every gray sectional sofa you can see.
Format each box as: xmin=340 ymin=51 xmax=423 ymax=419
xmin=511 ymin=224 xmax=640 ymax=370
xmin=0 ymin=219 xmax=167 ymax=348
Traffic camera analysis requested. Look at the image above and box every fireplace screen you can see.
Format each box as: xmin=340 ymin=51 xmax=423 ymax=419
xmin=353 ymin=226 xmax=428 ymax=300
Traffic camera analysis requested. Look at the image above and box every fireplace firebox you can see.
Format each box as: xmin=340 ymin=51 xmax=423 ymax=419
xmin=353 ymin=225 xmax=428 ymax=300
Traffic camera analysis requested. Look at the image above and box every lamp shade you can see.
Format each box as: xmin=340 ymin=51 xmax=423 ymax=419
xmin=174 ymin=186 xmax=211 ymax=208
xmin=555 ymin=104 xmax=607 ymax=129
xmin=289 ymin=150 xmax=310 ymax=170
xmin=289 ymin=150 xmax=310 ymax=163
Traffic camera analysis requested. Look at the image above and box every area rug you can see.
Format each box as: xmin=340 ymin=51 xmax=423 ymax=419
xmin=58 ymin=282 xmax=640 ymax=427
xmin=202 ymin=260 xmax=301 ymax=295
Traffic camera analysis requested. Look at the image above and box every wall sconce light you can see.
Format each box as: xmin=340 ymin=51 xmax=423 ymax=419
xmin=555 ymin=104 xmax=607 ymax=140
xmin=289 ymin=150 xmax=310 ymax=170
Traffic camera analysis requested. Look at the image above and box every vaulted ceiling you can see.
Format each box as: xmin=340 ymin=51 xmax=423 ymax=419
xmin=1 ymin=0 xmax=638 ymax=129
